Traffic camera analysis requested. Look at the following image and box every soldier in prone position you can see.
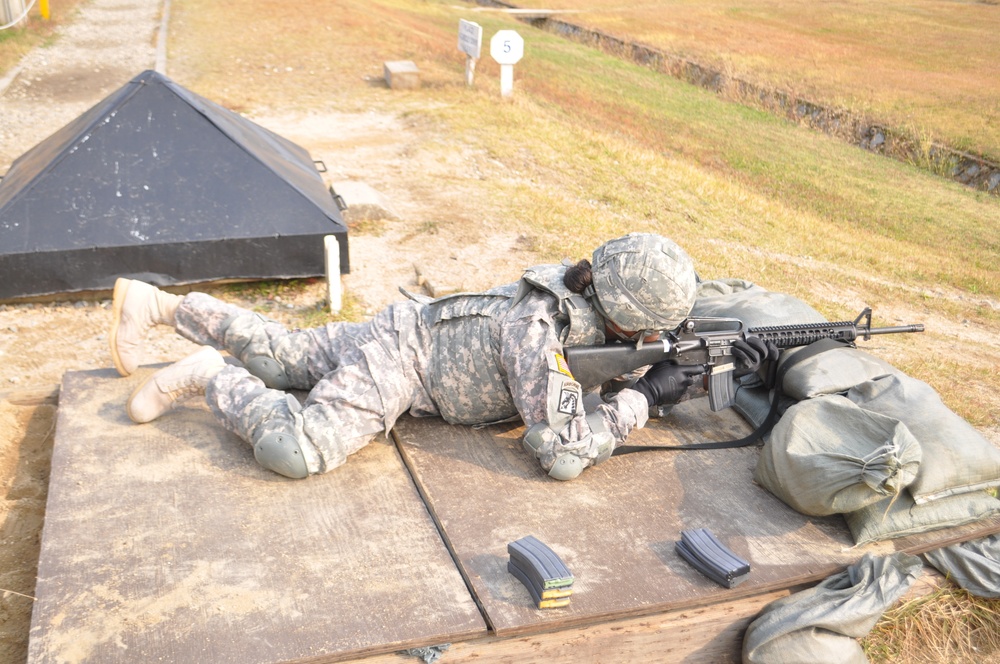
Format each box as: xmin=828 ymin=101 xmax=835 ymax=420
xmin=110 ymin=233 xmax=771 ymax=480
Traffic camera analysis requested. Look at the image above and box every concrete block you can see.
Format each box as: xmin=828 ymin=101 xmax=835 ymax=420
xmin=384 ymin=60 xmax=420 ymax=90
xmin=331 ymin=180 xmax=400 ymax=221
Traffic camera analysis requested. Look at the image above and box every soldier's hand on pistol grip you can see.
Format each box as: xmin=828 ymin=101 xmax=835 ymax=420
xmin=731 ymin=336 xmax=779 ymax=377
xmin=631 ymin=362 xmax=703 ymax=407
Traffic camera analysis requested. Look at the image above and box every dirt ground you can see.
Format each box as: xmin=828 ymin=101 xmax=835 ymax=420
xmin=1 ymin=1 xmax=998 ymax=663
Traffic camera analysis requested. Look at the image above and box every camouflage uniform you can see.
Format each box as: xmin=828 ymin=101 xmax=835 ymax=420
xmin=174 ymin=264 xmax=651 ymax=477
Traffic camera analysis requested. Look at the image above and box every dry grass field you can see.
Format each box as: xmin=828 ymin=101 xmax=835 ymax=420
xmin=507 ymin=0 xmax=1000 ymax=163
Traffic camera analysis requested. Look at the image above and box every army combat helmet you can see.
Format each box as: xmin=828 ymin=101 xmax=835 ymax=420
xmin=589 ymin=233 xmax=697 ymax=335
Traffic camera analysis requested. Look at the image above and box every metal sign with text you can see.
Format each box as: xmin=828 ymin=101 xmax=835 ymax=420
xmin=458 ymin=19 xmax=483 ymax=59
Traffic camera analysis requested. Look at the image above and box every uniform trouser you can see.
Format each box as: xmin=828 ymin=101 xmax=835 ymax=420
xmin=174 ymin=292 xmax=429 ymax=474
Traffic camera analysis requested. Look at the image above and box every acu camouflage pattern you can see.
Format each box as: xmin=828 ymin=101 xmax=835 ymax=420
xmin=590 ymin=233 xmax=698 ymax=333
xmin=421 ymin=263 xmax=647 ymax=472
xmin=172 ymin=262 xmax=652 ymax=476
xmin=177 ymin=293 xmax=438 ymax=473
xmin=416 ymin=282 xmax=520 ymax=425
xmin=417 ymin=265 xmax=610 ymax=424
xmin=511 ymin=264 xmax=606 ymax=347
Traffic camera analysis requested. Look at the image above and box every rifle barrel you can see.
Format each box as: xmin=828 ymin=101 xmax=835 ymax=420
xmin=866 ymin=324 xmax=924 ymax=335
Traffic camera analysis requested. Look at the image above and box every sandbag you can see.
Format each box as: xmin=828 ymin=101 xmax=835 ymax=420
xmin=742 ymin=552 xmax=923 ymax=664
xmin=846 ymin=490 xmax=1000 ymax=546
xmin=755 ymin=396 xmax=921 ymax=516
xmin=847 ymin=374 xmax=1000 ymax=503
xmin=780 ymin=347 xmax=899 ymax=401
xmin=732 ymin=384 xmax=775 ymax=429
xmin=692 ymin=279 xmax=827 ymax=327
xmin=923 ymin=534 xmax=1000 ymax=599
xmin=695 ymin=279 xmax=1000 ymax=518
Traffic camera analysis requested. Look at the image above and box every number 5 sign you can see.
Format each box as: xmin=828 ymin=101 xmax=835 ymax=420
xmin=490 ymin=30 xmax=524 ymax=97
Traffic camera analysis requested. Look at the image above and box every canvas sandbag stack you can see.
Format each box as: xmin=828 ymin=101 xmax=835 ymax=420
xmin=847 ymin=374 xmax=1000 ymax=503
xmin=846 ymin=490 xmax=1000 ymax=545
xmin=754 ymin=397 xmax=921 ymax=516
xmin=692 ymin=279 xmax=1000 ymax=544
xmin=841 ymin=373 xmax=1000 ymax=544
xmin=692 ymin=279 xmax=829 ymax=328
xmin=778 ymin=353 xmax=1000 ymax=543
xmin=694 ymin=280 xmax=923 ymax=519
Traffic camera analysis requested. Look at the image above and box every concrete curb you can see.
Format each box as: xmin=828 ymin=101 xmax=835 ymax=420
xmin=0 ymin=60 xmax=26 ymax=98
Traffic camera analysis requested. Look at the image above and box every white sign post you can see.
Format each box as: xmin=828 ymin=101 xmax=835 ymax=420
xmin=457 ymin=19 xmax=483 ymax=87
xmin=489 ymin=29 xmax=524 ymax=98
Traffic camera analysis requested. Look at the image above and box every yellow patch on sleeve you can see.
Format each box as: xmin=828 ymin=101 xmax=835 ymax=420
xmin=553 ymin=352 xmax=574 ymax=379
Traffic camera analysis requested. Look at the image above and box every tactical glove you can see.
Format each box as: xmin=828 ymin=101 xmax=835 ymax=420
xmin=731 ymin=336 xmax=779 ymax=377
xmin=632 ymin=362 xmax=703 ymax=407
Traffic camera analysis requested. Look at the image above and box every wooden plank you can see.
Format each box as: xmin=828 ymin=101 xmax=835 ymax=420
xmin=392 ymin=397 xmax=1000 ymax=638
xmin=324 ymin=569 xmax=959 ymax=663
xmin=343 ymin=584 xmax=811 ymax=664
xmin=28 ymin=368 xmax=486 ymax=664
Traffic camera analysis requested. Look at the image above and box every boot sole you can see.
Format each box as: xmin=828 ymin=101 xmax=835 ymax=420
xmin=109 ymin=278 xmax=131 ymax=377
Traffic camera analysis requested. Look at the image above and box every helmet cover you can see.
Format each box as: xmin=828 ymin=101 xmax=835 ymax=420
xmin=590 ymin=233 xmax=697 ymax=331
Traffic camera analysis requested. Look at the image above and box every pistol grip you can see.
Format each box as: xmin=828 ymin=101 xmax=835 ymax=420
xmin=707 ymin=371 xmax=736 ymax=412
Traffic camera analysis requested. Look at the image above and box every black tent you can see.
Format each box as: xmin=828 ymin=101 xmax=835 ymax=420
xmin=0 ymin=70 xmax=348 ymax=300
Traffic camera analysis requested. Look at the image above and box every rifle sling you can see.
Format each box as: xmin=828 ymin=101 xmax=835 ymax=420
xmin=612 ymin=338 xmax=850 ymax=455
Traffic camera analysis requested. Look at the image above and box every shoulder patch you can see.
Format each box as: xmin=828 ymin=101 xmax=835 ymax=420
xmin=552 ymin=352 xmax=574 ymax=379
xmin=557 ymin=385 xmax=579 ymax=415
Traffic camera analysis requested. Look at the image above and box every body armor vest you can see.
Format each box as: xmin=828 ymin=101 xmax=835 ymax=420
xmin=408 ymin=265 xmax=606 ymax=425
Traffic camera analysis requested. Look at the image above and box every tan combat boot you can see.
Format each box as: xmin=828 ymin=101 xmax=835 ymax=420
xmin=127 ymin=346 xmax=226 ymax=423
xmin=110 ymin=278 xmax=184 ymax=376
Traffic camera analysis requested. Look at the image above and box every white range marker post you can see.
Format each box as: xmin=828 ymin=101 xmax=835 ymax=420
xmin=324 ymin=235 xmax=342 ymax=314
xmin=489 ymin=29 xmax=524 ymax=97
xmin=457 ymin=19 xmax=483 ymax=86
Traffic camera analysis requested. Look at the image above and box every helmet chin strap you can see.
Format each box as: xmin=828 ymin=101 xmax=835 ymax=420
xmin=583 ymin=284 xmax=653 ymax=348
xmin=606 ymin=320 xmax=652 ymax=348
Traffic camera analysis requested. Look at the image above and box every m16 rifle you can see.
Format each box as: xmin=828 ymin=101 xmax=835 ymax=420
xmin=563 ymin=307 xmax=924 ymax=412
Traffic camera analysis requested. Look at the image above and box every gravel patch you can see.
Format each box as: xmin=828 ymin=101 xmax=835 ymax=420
xmin=0 ymin=0 xmax=163 ymax=169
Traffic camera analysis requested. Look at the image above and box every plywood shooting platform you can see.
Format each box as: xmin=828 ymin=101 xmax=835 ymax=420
xmin=29 ymin=369 xmax=1000 ymax=663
